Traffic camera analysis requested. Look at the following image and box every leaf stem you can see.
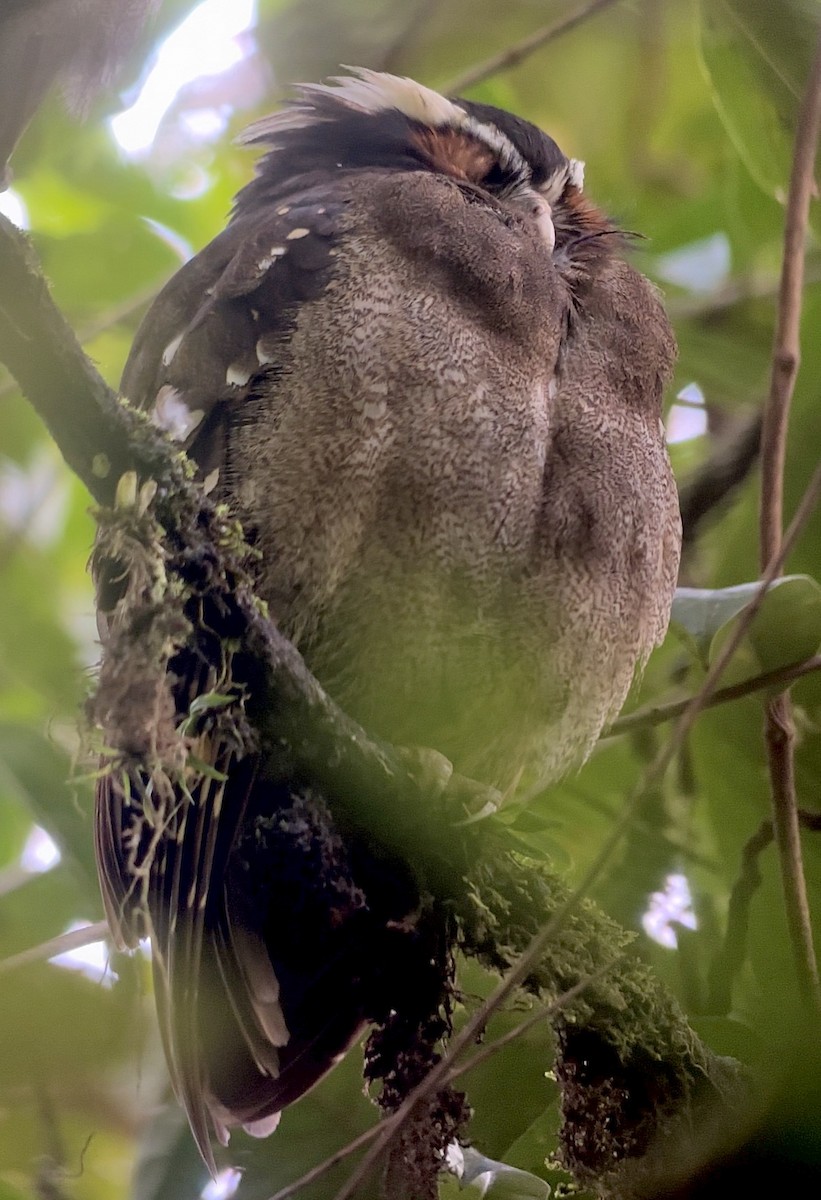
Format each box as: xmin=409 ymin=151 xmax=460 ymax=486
xmin=444 ymin=0 xmax=620 ymax=94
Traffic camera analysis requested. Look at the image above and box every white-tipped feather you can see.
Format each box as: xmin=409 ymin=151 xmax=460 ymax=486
xmin=239 ymin=67 xmax=471 ymax=147
xmin=238 ymin=106 xmax=317 ymax=144
xmin=243 ymin=1112 xmax=282 ymax=1139
xmin=307 ymin=66 xmax=467 ymax=127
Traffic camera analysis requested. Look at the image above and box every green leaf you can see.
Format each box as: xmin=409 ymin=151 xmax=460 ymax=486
xmin=689 ymin=1015 xmax=764 ymax=1064
xmin=698 ymin=0 xmax=819 ymax=203
xmin=451 ymin=1146 xmax=551 ymax=1198
xmin=670 ymin=576 xmax=821 ymax=672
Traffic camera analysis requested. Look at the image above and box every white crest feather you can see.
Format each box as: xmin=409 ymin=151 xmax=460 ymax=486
xmin=238 ymin=67 xmax=469 ymax=146
xmin=306 ymin=66 xmax=467 ymax=126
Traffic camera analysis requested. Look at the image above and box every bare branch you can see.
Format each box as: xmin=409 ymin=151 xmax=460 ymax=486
xmin=0 ymin=920 xmax=110 ymax=975
xmin=444 ymin=0 xmax=620 ymax=95
xmin=708 ymin=811 xmax=821 ymax=1014
xmin=0 ymin=215 xmax=187 ymax=507
xmin=678 ymin=413 xmax=762 ymax=548
xmin=609 ymin=654 xmax=821 ymax=737
xmin=758 ymin=25 xmax=821 ymax=1017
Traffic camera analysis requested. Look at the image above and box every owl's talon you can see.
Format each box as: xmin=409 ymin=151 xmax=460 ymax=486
xmin=398 ymin=746 xmax=501 ymax=823
xmin=398 ymin=745 xmax=454 ymax=796
xmin=448 ymin=774 xmax=502 ymax=825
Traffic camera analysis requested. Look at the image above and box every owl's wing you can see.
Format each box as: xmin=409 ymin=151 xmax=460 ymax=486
xmin=96 ymin=187 xmax=359 ymax=1169
xmin=121 ymin=186 xmax=344 ymax=476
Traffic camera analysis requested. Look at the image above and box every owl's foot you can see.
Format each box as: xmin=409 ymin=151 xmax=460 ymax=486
xmin=398 ymin=745 xmax=501 ymax=824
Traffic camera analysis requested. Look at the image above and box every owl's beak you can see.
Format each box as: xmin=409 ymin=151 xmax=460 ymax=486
xmin=526 ymin=194 xmax=556 ymax=251
xmin=507 ymin=191 xmax=555 ymax=251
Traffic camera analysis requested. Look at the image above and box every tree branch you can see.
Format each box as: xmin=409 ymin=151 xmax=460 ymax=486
xmin=707 ymin=811 xmax=821 ymax=1015
xmin=678 ymin=413 xmax=762 ymax=548
xmin=757 ymin=25 xmax=821 ymax=1017
xmin=609 ymin=654 xmax=821 ymax=737
xmin=0 ymin=215 xmax=185 ymax=507
xmin=444 ymin=0 xmax=621 ymax=94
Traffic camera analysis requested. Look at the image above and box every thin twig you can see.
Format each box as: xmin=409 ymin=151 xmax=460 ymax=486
xmin=328 ymin=877 xmax=605 ymax=1200
xmin=757 ymin=25 xmax=821 ymax=1017
xmin=267 ymin=1125 xmax=383 ymax=1200
xmin=609 ymin=654 xmax=821 ymax=737
xmin=0 ymin=920 xmax=110 ymax=975
xmin=444 ymin=0 xmax=621 ymax=94
xmin=445 ymin=957 xmax=623 ymax=1087
xmin=707 ymin=811 xmax=821 ymax=1014
xmin=266 ymin=967 xmax=619 ymax=1200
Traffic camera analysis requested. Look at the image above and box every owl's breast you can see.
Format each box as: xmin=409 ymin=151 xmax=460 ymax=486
xmin=223 ymin=175 xmax=679 ymax=787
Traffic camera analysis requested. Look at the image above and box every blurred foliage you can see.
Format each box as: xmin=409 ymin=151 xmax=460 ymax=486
xmin=1 ymin=0 xmax=821 ymax=1198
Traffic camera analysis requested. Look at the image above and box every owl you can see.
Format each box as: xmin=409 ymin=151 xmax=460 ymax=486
xmin=95 ymin=69 xmax=681 ymax=1169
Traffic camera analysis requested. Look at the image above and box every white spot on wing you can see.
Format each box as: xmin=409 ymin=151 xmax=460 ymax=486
xmin=256 ymin=339 xmax=276 ymax=365
xmin=202 ymin=468 xmax=220 ymax=494
xmin=152 ymin=386 xmax=204 ymax=441
xmin=162 ymin=332 xmax=184 ymax=366
xmin=226 ymin=363 xmax=253 ymax=387
xmin=243 ymin=1112 xmax=282 ymax=1139
xmin=286 ymin=227 xmax=310 ymax=240
xmin=257 ymin=246 xmax=286 ymax=271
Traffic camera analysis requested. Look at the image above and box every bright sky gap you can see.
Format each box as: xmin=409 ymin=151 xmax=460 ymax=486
xmin=110 ymin=0 xmax=257 ymax=156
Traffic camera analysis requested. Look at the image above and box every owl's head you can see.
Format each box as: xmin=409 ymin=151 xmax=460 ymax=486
xmin=235 ymin=68 xmax=611 ymax=255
